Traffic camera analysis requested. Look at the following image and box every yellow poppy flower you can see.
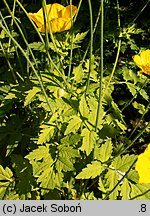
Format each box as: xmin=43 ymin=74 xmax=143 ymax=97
xmin=135 ymin=144 xmax=150 ymax=183
xmin=28 ymin=3 xmax=77 ymax=33
xmin=133 ymin=50 xmax=150 ymax=75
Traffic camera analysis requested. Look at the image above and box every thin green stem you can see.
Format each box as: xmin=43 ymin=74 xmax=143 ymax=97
xmin=66 ymin=0 xmax=73 ymax=84
xmin=128 ymin=0 xmax=150 ymax=26
xmin=95 ymin=0 xmax=103 ymax=132
xmin=0 ymin=41 xmax=17 ymax=83
xmin=121 ymin=78 xmax=148 ymax=112
xmin=101 ymin=0 xmax=121 ymax=102
xmin=85 ymin=0 xmax=93 ymax=94
xmin=81 ymin=3 xmax=101 ymax=65
xmin=73 ymin=0 xmax=82 ymax=23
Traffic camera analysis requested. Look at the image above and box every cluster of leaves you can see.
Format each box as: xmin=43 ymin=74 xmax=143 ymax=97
xmin=0 ymin=0 xmax=150 ymax=200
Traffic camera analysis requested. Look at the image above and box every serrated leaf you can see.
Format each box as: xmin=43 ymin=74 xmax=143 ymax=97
xmin=72 ymin=64 xmax=83 ymax=83
xmin=105 ymin=169 xmax=120 ymax=199
xmin=115 ymin=119 xmax=127 ymax=131
xmin=99 ymin=123 xmax=120 ymax=139
xmin=98 ymin=177 xmax=107 ymax=193
xmin=57 ymin=156 xmax=74 ymax=171
xmin=25 ymin=145 xmax=54 ymax=181
xmin=73 ymin=31 xmax=88 ymax=44
xmin=37 ymin=167 xmax=63 ymax=195
xmin=127 ymin=170 xmax=139 ymax=183
xmin=76 ymin=161 xmax=102 ymax=179
xmin=4 ymin=191 xmax=19 ymax=200
xmin=24 ymin=86 xmax=40 ymax=107
xmin=29 ymin=42 xmax=45 ymax=52
xmin=120 ymin=179 xmax=130 ymax=200
xmin=11 ymin=155 xmax=35 ymax=197
xmin=130 ymin=184 xmax=150 ymax=200
xmin=56 ymin=146 xmax=79 ymax=172
xmin=111 ymin=101 xmax=125 ymax=123
xmin=132 ymin=101 xmax=146 ymax=114
xmin=94 ymin=138 xmax=113 ymax=162
xmin=0 ymin=182 xmax=10 ymax=199
xmin=79 ymin=94 xmax=89 ymax=118
xmin=64 ymin=116 xmax=81 ymax=135
xmin=126 ymin=83 xmax=137 ymax=96
xmin=25 ymin=145 xmax=52 ymax=161
xmin=0 ymin=165 xmax=13 ymax=181
xmin=138 ymin=88 xmax=149 ymax=101
xmin=0 ymin=166 xmax=13 ymax=200
xmin=37 ymin=125 xmax=55 ymax=145
xmin=80 ymin=128 xmax=97 ymax=156
xmin=123 ymin=68 xmax=138 ymax=84
xmin=112 ymin=154 xmax=137 ymax=172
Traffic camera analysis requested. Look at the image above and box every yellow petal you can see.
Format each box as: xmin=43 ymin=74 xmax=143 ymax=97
xmin=135 ymin=144 xmax=150 ymax=183
xmin=133 ymin=50 xmax=150 ymax=75
xmin=140 ymin=50 xmax=150 ymax=65
xmin=133 ymin=55 xmax=143 ymax=68
xmin=50 ymin=18 xmax=72 ymax=33
xmin=59 ymin=5 xmax=78 ymax=18
xmin=47 ymin=3 xmax=64 ymax=20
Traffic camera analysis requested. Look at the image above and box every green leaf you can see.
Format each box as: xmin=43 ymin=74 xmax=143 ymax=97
xmin=94 ymin=138 xmax=113 ymax=162
xmin=105 ymin=169 xmax=120 ymax=199
xmin=79 ymin=94 xmax=89 ymax=118
xmin=130 ymin=184 xmax=150 ymax=200
xmin=0 ymin=165 xmax=13 ymax=200
xmin=115 ymin=119 xmax=127 ymax=131
xmin=112 ymin=154 xmax=137 ymax=172
xmin=72 ymin=64 xmax=84 ymax=83
xmin=37 ymin=168 xmax=63 ymax=195
xmin=111 ymin=101 xmax=125 ymax=123
xmin=80 ymin=128 xmax=97 ymax=156
xmin=26 ymin=145 xmax=52 ymax=161
xmin=123 ymin=68 xmax=138 ymax=84
xmin=11 ymin=155 xmax=35 ymax=197
xmin=24 ymin=86 xmax=40 ymax=107
xmin=99 ymin=123 xmax=120 ymax=139
xmin=126 ymin=83 xmax=137 ymax=96
xmin=56 ymin=145 xmax=79 ymax=172
xmin=138 ymin=88 xmax=149 ymax=101
xmin=76 ymin=161 xmax=102 ymax=179
xmin=73 ymin=31 xmax=88 ymax=45
xmin=64 ymin=116 xmax=81 ymax=135
xmin=25 ymin=145 xmax=54 ymax=177
xmin=29 ymin=42 xmax=45 ymax=52
xmin=37 ymin=125 xmax=55 ymax=145
xmin=0 ymin=182 xmax=10 ymax=199
xmin=0 ymin=165 xmax=13 ymax=182
xmin=4 ymin=191 xmax=19 ymax=200
xmin=132 ymin=101 xmax=146 ymax=114
xmin=120 ymin=179 xmax=130 ymax=200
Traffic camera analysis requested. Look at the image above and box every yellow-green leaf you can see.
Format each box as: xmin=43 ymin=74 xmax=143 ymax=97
xmin=79 ymin=94 xmax=89 ymax=118
xmin=24 ymin=86 xmax=40 ymax=107
xmin=80 ymin=128 xmax=97 ymax=156
xmin=95 ymin=138 xmax=113 ymax=162
xmin=76 ymin=161 xmax=102 ymax=179
xmin=37 ymin=126 xmax=55 ymax=144
xmin=64 ymin=116 xmax=81 ymax=135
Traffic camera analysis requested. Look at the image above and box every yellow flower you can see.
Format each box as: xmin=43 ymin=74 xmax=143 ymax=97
xmin=135 ymin=144 xmax=150 ymax=183
xmin=28 ymin=3 xmax=77 ymax=33
xmin=133 ymin=50 xmax=150 ymax=75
